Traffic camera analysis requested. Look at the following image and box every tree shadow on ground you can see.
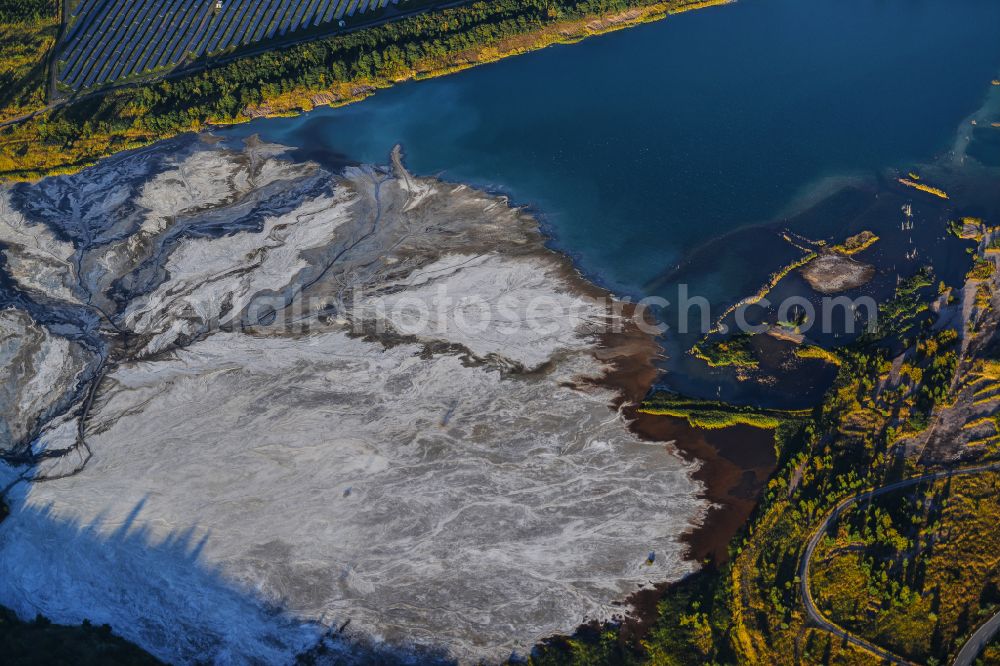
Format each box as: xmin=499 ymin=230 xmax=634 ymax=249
xmin=0 ymin=489 xmax=456 ymax=665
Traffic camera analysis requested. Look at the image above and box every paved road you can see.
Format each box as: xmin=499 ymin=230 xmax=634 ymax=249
xmin=953 ymin=610 xmax=1000 ymax=666
xmin=799 ymin=462 xmax=1000 ymax=665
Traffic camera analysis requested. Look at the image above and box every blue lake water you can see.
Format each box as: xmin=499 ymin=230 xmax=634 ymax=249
xmin=232 ymin=0 xmax=1000 ymax=302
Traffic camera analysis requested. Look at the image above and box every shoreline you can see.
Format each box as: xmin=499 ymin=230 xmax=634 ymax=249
xmin=584 ymin=299 xmax=776 ymax=640
xmin=245 ymin=0 xmax=735 ymax=118
xmin=3 ymin=5 xmax=1000 ymax=659
xmin=0 ymin=0 xmax=733 ymax=182
xmin=0 ymin=138 xmax=721 ymax=662
xmin=588 ymin=311 xmax=776 ymax=566
xmin=525 ymin=204 xmax=777 ymax=572
xmin=539 ymin=74 xmax=1000 ymax=660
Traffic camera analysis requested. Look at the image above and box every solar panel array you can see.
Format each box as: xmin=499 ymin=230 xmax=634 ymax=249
xmin=59 ymin=0 xmax=405 ymax=90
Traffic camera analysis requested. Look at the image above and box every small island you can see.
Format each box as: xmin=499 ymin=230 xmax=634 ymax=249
xmin=800 ymin=230 xmax=878 ymax=294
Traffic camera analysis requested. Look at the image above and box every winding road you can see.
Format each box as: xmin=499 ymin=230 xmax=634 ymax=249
xmin=799 ymin=462 xmax=1000 ymax=666
xmin=953 ymin=611 xmax=1000 ymax=666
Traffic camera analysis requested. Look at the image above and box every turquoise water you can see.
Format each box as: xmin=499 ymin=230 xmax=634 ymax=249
xmin=231 ymin=0 xmax=1000 ymax=300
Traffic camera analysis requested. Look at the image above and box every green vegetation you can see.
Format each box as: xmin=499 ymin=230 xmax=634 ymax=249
xmin=795 ymin=344 xmax=842 ymax=366
xmin=869 ymin=265 xmax=936 ymax=341
xmin=968 ymin=257 xmax=997 ymax=281
xmin=951 ymin=217 xmax=987 ymax=242
xmin=639 ymin=392 xmax=807 ymax=430
xmin=708 ymin=250 xmax=817 ymax=334
xmin=0 ymin=0 xmax=52 ymax=22
xmin=977 ymin=636 xmax=1000 ymax=665
xmin=777 ymin=305 xmax=809 ymax=331
xmin=0 ymin=0 xmax=58 ymax=123
xmin=0 ymin=0 xmax=726 ymax=179
xmin=691 ymin=333 xmax=758 ymax=369
xmin=0 ymin=4 xmax=992 ymax=661
xmin=898 ymin=177 xmax=950 ymax=200
xmin=533 ymin=256 xmax=976 ymax=665
xmin=0 ymin=607 xmax=163 ymax=664
xmin=811 ymin=471 xmax=1000 ymax=663
xmin=830 ymin=230 xmax=879 ymax=256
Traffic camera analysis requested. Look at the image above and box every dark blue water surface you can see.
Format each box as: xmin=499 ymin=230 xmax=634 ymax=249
xmin=231 ymin=0 xmax=1000 ymax=300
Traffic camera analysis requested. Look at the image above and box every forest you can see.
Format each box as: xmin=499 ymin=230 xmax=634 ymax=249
xmin=0 ymin=0 xmax=58 ymax=123
xmin=531 ymin=257 xmax=1000 ymax=665
xmin=0 ymin=0 xmax=721 ymax=178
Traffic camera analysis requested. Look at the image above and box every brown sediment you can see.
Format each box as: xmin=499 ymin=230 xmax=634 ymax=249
xmin=373 ymin=160 xmax=776 ymax=645
xmin=580 ymin=302 xmax=775 ymax=640
xmin=401 ymin=176 xmax=776 ymax=568
xmin=627 ymin=408 xmax=775 ymax=563
xmin=387 ymin=156 xmax=776 ymax=642
xmin=592 ymin=305 xmax=775 ymax=566
xmin=624 ymin=414 xmax=773 ymax=641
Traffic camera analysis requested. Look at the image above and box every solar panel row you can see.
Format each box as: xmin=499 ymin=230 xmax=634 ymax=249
xmin=59 ymin=0 xmax=406 ymax=89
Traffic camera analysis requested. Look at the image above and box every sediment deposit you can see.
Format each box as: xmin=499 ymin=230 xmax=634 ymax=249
xmin=0 ymin=137 xmax=704 ymax=663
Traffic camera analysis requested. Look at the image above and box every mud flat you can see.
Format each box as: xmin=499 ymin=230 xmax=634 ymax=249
xmin=800 ymin=252 xmax=875 ymax=294
xmin=0 ymin=137 xmax=707 ymax=663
